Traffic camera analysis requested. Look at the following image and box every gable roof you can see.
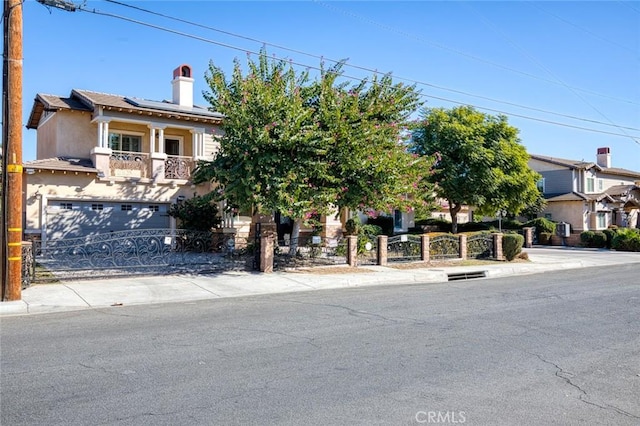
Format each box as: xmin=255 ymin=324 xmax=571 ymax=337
xmin=27 ymin=89 xmax=224 ymax=129
xmin=530 ymin=154 xmax=640 ymax=179
xmin=23 ymin=157 xmax=98 ymax=173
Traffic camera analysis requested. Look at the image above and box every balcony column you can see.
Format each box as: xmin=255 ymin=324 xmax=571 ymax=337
xmin=91 ymin=119 xmax=112 ymax=176
xmin=191 ymin=129 xmax=205 ymax=160
xmin=158 ymin=128 xmax=165 ymax=154
xmin=148 ymin=126 xmax=156 ymax=153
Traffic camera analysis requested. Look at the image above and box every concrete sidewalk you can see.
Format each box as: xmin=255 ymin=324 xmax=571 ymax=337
xmin=2 ymin=247 xmax=638 ymax=316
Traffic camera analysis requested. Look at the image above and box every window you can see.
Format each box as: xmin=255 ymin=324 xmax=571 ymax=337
xmin=147 ymin=205 xmax=159 ymax=212
xmin=109 ymin=132 xmax=141 ymax=152
xmin=586 ymin=177 xmax=595 ymax=193
xmin=597 ymin=179 xmax=604 ymax=191
xmin=536 ymin=178 xmax=545 ymax=193
xmin=394 ymin=210 xmax=403 ymax=230
xmin=121 ymin=204 xmax=132 ymax=211
xmin=597 ymin=212 xmax=606 ymax=229
xmin=165 ymin=138 xmax=181 ymax=156
xmin=59 ymin=203 xmax=73 ymax=210
xmin=91 ymin=204 xmax=104 ymax=211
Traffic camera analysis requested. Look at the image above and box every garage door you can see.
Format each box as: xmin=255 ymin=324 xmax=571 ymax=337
xmin=46 ymin=201 xmax=170 ymax=240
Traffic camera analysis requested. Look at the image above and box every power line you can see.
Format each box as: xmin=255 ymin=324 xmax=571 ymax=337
xmin=313 ymin=0 xmax=639 ymax=107
xmin=39 ymin=2 xmax=640 ymax=142
xmin=465 ymin=2 xmax=639 ymax=145
xmin=101 ymin=0 xmax=640 ymax=133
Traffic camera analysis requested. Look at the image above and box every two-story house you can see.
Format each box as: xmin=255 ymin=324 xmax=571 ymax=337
xmin=23 ymin=65 xmax=230 ymax=246
xmin=529 ymin=148 xmax=640 ymax=232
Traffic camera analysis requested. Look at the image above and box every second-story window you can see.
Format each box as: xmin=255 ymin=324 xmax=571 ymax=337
xmin=109 ymin=132 xmax=141 ymax=152
xmin=586 ymin=177 xmax=595 ymax=193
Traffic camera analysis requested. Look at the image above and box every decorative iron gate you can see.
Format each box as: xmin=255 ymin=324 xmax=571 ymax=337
xmin=467 ymin=233 xmax=495 ymax=259
xmin=31 ymin=229 xmax=251 ymax=282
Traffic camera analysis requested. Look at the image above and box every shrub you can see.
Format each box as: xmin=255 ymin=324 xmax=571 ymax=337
xmin=539 ymin=232 xmax=553 ymax=245
xmin=611 ymin=228 xmax=640 ymax=252
xmin=168 ymin=194 xmax=221 ymax=231
xmin=414 ymin=218 xmax=451 ymax=233
xmin=602 ymin=228 xmax=617 ymax=249
xmin=457 ymin=221 xmax=492 ymax=233
xmin=580 ymin=231 xmax=595 ymax=246
xmin=502 ymin=234 xmax=524 ymax=261
xmin=581 ymin=231 xmax=608 ymax=248
xmin=524 ymin=218 xmax=556 ymax=241
xmin=366 ymin=216 xmax=394 ymax=236
xmin=345 ymin=217 xmax=361 ymax=236
xmin=591 ymin=232 xmax=607 ymax=248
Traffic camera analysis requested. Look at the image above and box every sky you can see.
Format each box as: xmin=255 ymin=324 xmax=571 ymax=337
xmin=13 ymin=0 xmax=640 ymax=171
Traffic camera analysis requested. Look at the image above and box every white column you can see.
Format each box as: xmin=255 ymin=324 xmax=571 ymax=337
xmin=103 ymin=121 xmax=110 ymax=148
xmin=191 ymin=131 xmax=197 ymax=159
xmin=158 ymin=128 xmax=165 ymax=154
xmin=97 ymin=121 xmax=103 ymax=148
xmin=149 ymin=127 xmax=156 ymax=153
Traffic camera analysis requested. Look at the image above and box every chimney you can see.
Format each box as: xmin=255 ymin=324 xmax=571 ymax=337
xmin=596 ymin=147 xmax=611 ymax=168
xmin=171 ymin=64 xmax=193 ymax=107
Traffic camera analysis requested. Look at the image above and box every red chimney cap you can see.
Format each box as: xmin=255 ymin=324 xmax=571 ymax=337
xmin=173 ymin=64 xmax=192 ymax=79
xmin=597 ymin=147 xmax=610 ymax=155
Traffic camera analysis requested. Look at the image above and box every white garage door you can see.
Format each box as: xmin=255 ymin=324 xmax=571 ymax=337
xmin=46 ymin=201 xmax=170 ymax=240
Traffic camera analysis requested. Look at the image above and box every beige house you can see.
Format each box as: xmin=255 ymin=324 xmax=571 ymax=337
xmin=22 ymin=64 xmax=238 ymax=246
xmin=529 ymin=148 xmax=640 ymax=232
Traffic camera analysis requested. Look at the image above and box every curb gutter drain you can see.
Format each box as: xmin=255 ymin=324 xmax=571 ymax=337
xmin=447 ymin=271 xmax=487 ymax=281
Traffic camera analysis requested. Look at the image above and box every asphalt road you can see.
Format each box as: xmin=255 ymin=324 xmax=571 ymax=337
xmin=1 ymin=264 xmax=639 ymax=426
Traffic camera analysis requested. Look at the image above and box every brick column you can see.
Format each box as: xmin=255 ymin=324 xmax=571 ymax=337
xmin=377 ymin=235 xmax=388 ymax=266
xmin=421 ymin=234 xmax=430 ymax=262
xmin=260 ymin=232 xmax=275 ymax=273
xmin=459 ymin=234 xmax=467 ymax=260
xmin=493 ymin=233 xmax=504 ymax=261
xmin=523 ymin=227 xmax=533 ymax=248
xmin=347 ymin=235 xmax=358 ymax=267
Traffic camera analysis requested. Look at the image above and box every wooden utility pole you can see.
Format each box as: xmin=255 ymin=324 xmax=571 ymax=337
xmin=2 ymin=0 xmax=23 ymax=300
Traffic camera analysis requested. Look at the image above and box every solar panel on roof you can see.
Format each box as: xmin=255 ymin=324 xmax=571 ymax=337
xmin=125 ymin=97 xmax=223 ymax=118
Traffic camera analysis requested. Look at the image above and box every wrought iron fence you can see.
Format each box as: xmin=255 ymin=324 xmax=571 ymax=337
xmin=387 ymin=234 xmax=422 ymax=262
xmin=22 ymin=242 xmax=34 ymax=289
xmin=274 ymin=235 xmax=347 ymax=268
xmin=467 ymin=233 xmax=494 ymax=259
xmin=357 ymin=237 xmax=378 ymax=265
xmin=109 ymin=151 xmax=150 ymax=178
xmin=33 ymin=229 xmax=251 ymax=281
xmin=430 ymin=234 xmax=460 ymax=260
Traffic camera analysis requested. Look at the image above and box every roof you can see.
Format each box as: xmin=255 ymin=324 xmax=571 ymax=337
xmin=23 ymin=157 xmax=98 ymax=173
xmin=530 ymin=153 xmax=640 ymax=179
xmin=27 ymin=89 xmax=224 ymax=129
xmin=545 ymin=191 xmax=614 ymax=203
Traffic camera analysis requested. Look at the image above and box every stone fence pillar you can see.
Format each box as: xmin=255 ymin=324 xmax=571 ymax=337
xmin=377 ymin=235 xmax=388 ymax=266
xmin=493 ymin=233 xmax=504 ymax=261
xmin=347 ymin=236 xmax=358 ymax=267
xmin=421 ymin=234 xmax=430 ymax=262
xmin=459 ymin=234 xmax=467 ymax=260
xmin=259 ymin=232 xmax=275 ymax=273
xmin=523 ymin=227 xmax=533 ymax=248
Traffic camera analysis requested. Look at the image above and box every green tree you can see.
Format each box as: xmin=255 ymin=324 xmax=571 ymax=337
xmin=194 ymin=50 xmax=434 ymax=252
xmin=411 ymin=106 xmax=541 ymax=233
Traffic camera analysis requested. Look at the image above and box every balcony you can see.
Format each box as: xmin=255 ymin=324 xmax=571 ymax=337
xmin=165 ymin=155 xmax=195 ymax=180
xmin=110 ymin=151 xmax=150 ymax=178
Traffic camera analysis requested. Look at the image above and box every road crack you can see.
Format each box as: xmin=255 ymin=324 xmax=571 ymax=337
xmin=531 ymin=352 xmax=639 ymax=420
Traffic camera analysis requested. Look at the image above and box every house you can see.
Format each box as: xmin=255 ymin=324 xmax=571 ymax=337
xmin=529 ymin=148 xmax=640 ymax=233
xmin=23 ymin=65 xmax=230 ymax=246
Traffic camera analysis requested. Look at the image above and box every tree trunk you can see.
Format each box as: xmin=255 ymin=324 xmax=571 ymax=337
xmin=449 ymin=202 xmax=462 ymax=234
xmin=289 ymin=218 xmax=302 ymax=256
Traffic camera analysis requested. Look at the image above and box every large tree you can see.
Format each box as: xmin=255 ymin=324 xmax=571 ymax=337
xmin=410 ymin=106 xmax=541 ymax=233
xmin=194 ymin=50 xmax=433 ymax=251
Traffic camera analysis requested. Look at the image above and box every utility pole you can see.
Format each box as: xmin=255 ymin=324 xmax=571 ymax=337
xmin=2 ymin=0 xmax=23 ymax=300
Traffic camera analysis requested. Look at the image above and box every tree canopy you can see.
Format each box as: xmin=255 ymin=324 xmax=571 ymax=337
xmin=410 ymin=106 xmax=541 ymax=233
xmin=194 ymin=50 xmax=434 ymax=247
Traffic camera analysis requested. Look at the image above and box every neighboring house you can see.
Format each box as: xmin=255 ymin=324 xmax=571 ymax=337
xmin=529 ymin=148 xmax=640 ymax=232
xmin=23 ymin=65 xmax=228 ymax=246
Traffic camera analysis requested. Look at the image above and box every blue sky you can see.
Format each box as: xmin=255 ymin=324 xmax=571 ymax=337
xmin=18 ymin=0 xmax=640 ymax=171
